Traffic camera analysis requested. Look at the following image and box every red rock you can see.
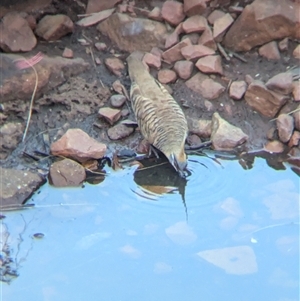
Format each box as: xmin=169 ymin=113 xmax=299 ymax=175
xmin=259 ymin=41 xmax=280 ymax=60
xmin=25 ymin=15 xmax=37 ymax=31
xmin=158 ymin=69 xmax=177 ymax=84
xmin=95 ymin=42 xmax=107 ymax=51
xmin=162 ymin=38 xmax=192 ymax=63
xmin=143 ymin=52 xmax=161 ymax=69
xmin=229 ymin=80 xmax=247 ymax=100
xmin=185 ymin=73 xmax=225 ymax=100
xmin=195 ymin=55 xmax=223 ymax=75
xmin=224 ymin=0 xmax=300 ymax=52
xmin=288 ymin=131 xmax=300 ymax=148
xmin=276 ymin=114 xmax=294 ymax=143
xmin=187 ymin=117 xmax=212 ymax=138
xmin=36 ymin=14 xmax=74 ymax=41
xmin=62 ymin=47 xmax=73 ymax=58
xmin=244 ymin=80 xmax=288 ymax=118
xmin=98 ymin=107 xmax=122 ymax=125
xmin=181 ymin=44 xmax=215 ymax=61
xmin=77 ymin=8 xmax=115 ymax=27
xmin=150 ymin=47 xmax=163 ymax=59
xmin=95 ymin=57 xmax=101 ymax=65
xmin=161 ymin=1 xmax=185 ymax=26
xmin=245 ymin=74 xmax=255 ymax=85
xmin=278 ymin=38 xmax=289 ymax=51
xmin=293 ymin=45 xmax=300 ymax=59
xmin=198 ymin=26 xmax=217 ymax=50
xmin=0 ymin=12 xmax=37 ymax=52
xmin=148 ymin=7 xmax=162 ymax=21
xmin=104 ymin=57 xmax=125 ymax=77
xmin=173 ymin=60 xmax=194 ymax=80
xmin=265 ymin=72 xmax=293 ymax=95
xmin=207 ymin=9 xmax=226 ymax=25
xmin=292 ymin=81 xmax=300 ymax=101
xmin=264 ymin=140 xmax=285 ymax=153
xmin=182 ymin=33 xmax=199 ymax=45
xmin=183 ymin=0 xmax=207 ymax=17
xmin=182 ymin=15 xmax=208 ymax=34
xmin=49 ymin=158 xmax=86 ymax=187
xmin=86 ymin=0 xmax=121 ymax=14
xmin=50 ymin=128 xmax=107 ymax=162
xmin=294 ymin=106 xmax=300 ymax=131
xmin=213 ymin=13 xmax=234 ymax=43
xmin=165 ymin=31 xmax=180 ymax=49
xmin=107 ymin=123 xmax=134 ymax=140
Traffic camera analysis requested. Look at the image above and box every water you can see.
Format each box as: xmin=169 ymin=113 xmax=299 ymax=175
xmin=1 ymin=154 xmax=299 ymax=301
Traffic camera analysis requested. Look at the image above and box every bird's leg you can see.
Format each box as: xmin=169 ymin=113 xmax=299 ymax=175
xmin=149 ymin=145 xmax=160 ymax=159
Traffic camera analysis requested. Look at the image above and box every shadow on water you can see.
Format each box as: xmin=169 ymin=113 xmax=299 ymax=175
xmin=1 ymin=152 xmax=299 ymax=301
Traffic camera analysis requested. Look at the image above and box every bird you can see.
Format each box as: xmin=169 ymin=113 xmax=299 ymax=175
xmin=126 ymin=52 xmax=189 ymax=177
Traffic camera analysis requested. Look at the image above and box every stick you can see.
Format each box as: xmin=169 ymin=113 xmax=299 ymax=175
xmin=217 ymin=43 xmax=230 ymax=61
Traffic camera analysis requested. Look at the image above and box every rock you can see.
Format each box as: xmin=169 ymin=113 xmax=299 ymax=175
xmin=183 ymin=0 xmax=207 ymax=17
xmin=204 ymin=100 xmax=214 ymax=111
xmin=107 ymin=123 xmax=134 ymax=140
xmin=187 ymin=117 xmax=212 ymax=138
xmin=97 ymin=13 xmax=167 ymax=52
xmin=25 ymin=14 xmax=37 ymax=31
xmin=265 ymin=72 xmax=293 ymax=95
xmin=213 ymin=13 xmax=234 ymax=42
xmin=198 ymin=26 xmax=217 ymax=50
xmin=195 ymin=55 xmax=223 ymax=75
xmin=158 ymin=69 xmax=177 ymax=84
xmin=245 ymin=74 xmax=255 ymax=85
xmin=182 ymin=33 xmax=199 ymax=45
xmin=264 ymin=140 xmax=285 ymax=153
xmin=294 ymin=107 xmax=300 ymax=131
xmin=292 ymin=81 xmax=300 ymax=101
xmin=148 ymin=7 xmax=162 ymax=21
xmin=77 ymin=8 xmax=115 ymax=27
xmin=181 ymin=44 xmax=215 ymax=61
xmin=104 ymin=57 xmax=125 ymax=77
xmin=224 ymin=0 xmax=300 ymax=52
xmin=110 ymin=94 xmax=126 ymax=108
xmin=259 ymin=41 xmax=280 ymax=60
xmin=98 ymin=107 xmax=122 ymax=125
xmin=49 ymin=158 xmax=86 ymax=187
xmin=161 ymin=1 xmax=185 ymax=26
xmin=182 ymin=15 xmax=208 ymax=34
xmin=0 ymin=167 xmax=45 ymax=208
xmin=229 ymin=81 xmax=247 ymax=100
xmin=95 ymin=42 xmax=107 ymax=51
xmin=187 ymin=134 xmax=202 ymax=146
xmin=162 ymin=38 xmax=192 ymax=63
xmin=165 ymin=23 xmax=184 ymax=49
xmin=278 ymin=37 xmax=289 ymax=51
xmin=143 ymin=52 xmax=161 ymax=69
xmin=211 ymin=112 xmax=248 ymax=150
xmin=0 ymin=12 xmax=37 ymax=52
xmin=50 ymin=128 xmax=107 ymax=163
xmin=62 ymin=47 xmax=73 ymax=58
xmin=35 ymin=14 xmax=74 ymax=41
xmin=0 ymin=122 xmax=23 ymax=158
xmin=185 ymin=73 xmax=225 ymax=100
xmin=276 ymin=114 xmax=294 ymax=143
xmin=207 ymin=9 xmax=226 ymax=25
xmin=244 ymin=81 xmax=288 ymax=118
xmin=293 ymin=44 xmax=300 ymax=59
xmin=151 ymin=47 xmax=163 ymax=59
xmin=173 ymin=60 xmax=194 ymax=80
xmin=86 ymin=0 xmax=121 ymax=14
xmin=288 ymin=131 xmax=300 ymax=148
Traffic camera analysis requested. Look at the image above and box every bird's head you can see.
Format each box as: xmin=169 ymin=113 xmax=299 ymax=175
xmin=168 ymin=149 xmax=188 ymax=178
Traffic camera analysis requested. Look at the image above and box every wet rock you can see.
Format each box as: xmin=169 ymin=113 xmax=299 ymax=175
xmin=77 ymin=8 xmax=115 ymax=27
xmin=104 ymin=57 xmax=125 ymax=77
xmin=187 ymin=134 xmax=202 ymax=146
xmin=185 ymin=73 xmax=225 ymax=100
xmin=229 ymin=81 xmax=247 ymax=100
xmin=49 ymin=158 xmax=86 ymax=187
xmin=293 ymin=44 xmax=300 ymax=59
xmin=278 ymin=38 xmax=289 ymax=52
xmin=207 ymin=9 xmax=226 ymax=25
xmin=98 ymin=107 xmax=122 ymax=125
xmin=266 ymin=72 xmax=293 ymax=95
xmin=181 ymin=44 xmax=215 ymax=61
xmin=148 ymin=7 xmax=163 ymax=22
xmin=183 ymin=0 xmax=207 ymax=17
xmin=0 ymin=167 xmax=45 ymax=208
xmin=244 ymin=81 xmax=288 ymax=118
xmin=264 ymin=140 xmax=285 ymax=153
xmin=95 ymin=42 xmax=107 ymax=51
xmin=35 ymin=14 xmax=74 ymax=41
xmin=50 ymin=128 xmax=107 ymax=163
xmin=86 ymin=0 xmax=121 ymax=14
xmin=258 ymin=41 xmax=280 ymax=60
xmin=0 ymin=122 xmax=23 ymax=160
xmin=107 ymin=123 xmax=135 ymax=140
xmin=198 ymin=26 xmax=217 ymax=50
xmin=187 ymin=117 xmax=212 ymax=138
xmin=288 ymin=131 xmax=300 ymax=148
xmin=195 ymin=55 xmax=223 ymax=75
xmin=110 ymin=94 xmax=126 ymax=108
xmin=182 ymin=15 xmax=208 ymax=34
xmin=62 ymin=47 xmax=73 ymax=58
xmin=161 ymin=1 xmax=185 ymax=26
xmin=213 ymin=13 xmax=234 ymax=43
xmin=162 ymin=38 xmax=192 ymax=63
xmin=276 ymin=114 xmax=294 ymax=143
xmin=158 ymin=69 xmax=177 ymax=84
xmin=294 ymin=107 xmax=300 ymax=131
xmin=224 ymin=0 xmax=300 ymax=52
xmin=0 ymin=12 xmax=37 ymax=52
xmin=211 ymin=112 xmax=248 ymax=150
xmin=143 ymin=52 xmax=161 ymax=69
xmin=292 ymin=81 xmax=300 ymax=101
xmin=173 ymin=60 xmax=194 ymax=80
xmin=97 ymin=13 xmax=167 ymax=52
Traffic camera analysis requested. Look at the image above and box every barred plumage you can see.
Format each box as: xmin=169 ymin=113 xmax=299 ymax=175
xmin=126 ymin=53 xmax=188 ymax=177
